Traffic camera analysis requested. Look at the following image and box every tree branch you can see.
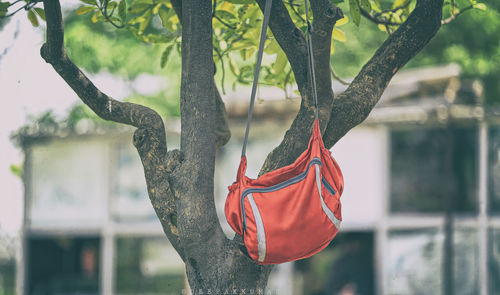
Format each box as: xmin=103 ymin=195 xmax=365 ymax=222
xmin=323 ymin=0 xmax=444 ymax=147
xmin=171 ymin=0 xmax=231 ymax=148
xmin=170 ymin=0 xmax=226 ymax=249
xmin=41 ymin=0 xmax=184 ymax=257
xmin=41 ymin=0 xmax=163 ymax=133
xmin=309 ymin=0 xmax=343 ymax=114
xmin=165 ymin=1 xmax=237 ymax=288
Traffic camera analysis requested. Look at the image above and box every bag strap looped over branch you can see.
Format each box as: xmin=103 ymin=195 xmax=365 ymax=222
xmin=241 ymin=0 xmax=319 ymax=157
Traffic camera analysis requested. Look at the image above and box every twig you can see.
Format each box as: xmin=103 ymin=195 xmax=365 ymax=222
xmin=214 ymin=14 xmax=237 ymax=29
xmin=287 ymin=0 xmax=305 ymax=23
xmin=330 ymin=65 xmax=349 ymax=85
xmin=100 ymin=0 xmax=125 ymax=29
xmin=360 ymin=7 xmax=402 ymax=26
xmin=1 ymin=0 xmax=40 ymax=18
xmin=373 ymin=1 xmax=412 ymax=17
xmin=213 ymin=46 xmax=227 ymax=94
xmin=212 ymin=0 xmax=237 ymax=29
xmin=284 ymin=68 xmax=292 ymax=99
xmin=441 ymin=4 xmax=474 ymax=25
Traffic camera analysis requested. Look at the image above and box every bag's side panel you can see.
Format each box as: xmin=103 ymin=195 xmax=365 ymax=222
xmin=320 ymin=147 xmax=344 ymax=195
xmin=225 ymin=187 xmax=244 ymax=236
xmin=225 ymin=157 xmax=250 ymax=236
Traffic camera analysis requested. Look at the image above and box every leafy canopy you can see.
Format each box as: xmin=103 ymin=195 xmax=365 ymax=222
xmin=0 ymin=0 xmax=493 ymax=104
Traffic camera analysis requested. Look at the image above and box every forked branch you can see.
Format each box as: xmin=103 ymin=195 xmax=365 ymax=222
xmin=323 ymin=0 xmax=444 ymax=147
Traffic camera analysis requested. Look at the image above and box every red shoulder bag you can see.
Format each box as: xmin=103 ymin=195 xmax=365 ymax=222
xmin=224 ymin=0 xmax=344 ymax=265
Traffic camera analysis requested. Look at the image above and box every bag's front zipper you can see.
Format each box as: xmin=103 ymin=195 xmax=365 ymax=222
xmin=322 ymin=177 xmax=336 ymax=196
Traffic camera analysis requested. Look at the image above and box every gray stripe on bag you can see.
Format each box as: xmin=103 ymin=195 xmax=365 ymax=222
xmin=248 ymin=193 xmax=266 ymax=262
xmin=315 ymin=164 xmax=341 ymax=229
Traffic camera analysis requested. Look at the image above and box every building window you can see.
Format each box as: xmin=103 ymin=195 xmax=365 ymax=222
xmin=390 ymin=127 xmax=478 ymax=213
xmin=27 ymin=236 xmax=101 ymax=295
xmin=387 ymin=229 xmax=443 ymax=294
xmin=115 ymin=236 xmax=185 ymax=295
xmin=490 ymin=228 xmax=500 ymax=294
xmin=453 ymin=228 xmax=479 ymax=295
xmin=387 ymin=227 xmax=479 ymax=295
xmin=111 ymin=142 xmax=157 ymax=222
xmin=294 ymin=232 xmax=375 ymax=295
xmin=30 ymin=141 xmax=108 ymax=227
xmin=0 ymin=234 xmax=16 ymax=295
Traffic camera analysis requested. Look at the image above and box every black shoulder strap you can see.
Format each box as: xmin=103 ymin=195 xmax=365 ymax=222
xmin=241 ymin=0 xmax=319 ymax=157
xmin=241 ymin=0 xmax=273 ymax=157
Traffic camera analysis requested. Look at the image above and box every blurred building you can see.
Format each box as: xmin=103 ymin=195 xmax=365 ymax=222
xmin=6 ymin=64 xmax=500 ymax=294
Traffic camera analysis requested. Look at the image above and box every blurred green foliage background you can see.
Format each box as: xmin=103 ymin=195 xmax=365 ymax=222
xmin=3 ymin=0 xmax=498 ymax=126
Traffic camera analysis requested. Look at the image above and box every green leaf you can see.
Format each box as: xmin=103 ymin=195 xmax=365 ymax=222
xmin=272 ymin=51 xmax=287 ymax=75
xmin=27 ymin=9 xmax=39 ymax=27
xmin=0 ymin=2 xmax=9 ymax=16
xmin=160 ymin=45 xmax=173 ymax=68
xmin=228 ymin=58 xmax=240 ymax=76
xmin=34 ymin=8 xmax=45 ymax=21
xmin=360 ymin=0 xmax=371 ymax=12
xmin=370 ymin=0 xmax=381 ymax=12
xmin=158 ymin=6 xmax=174 ymax=29
xmin=226 ymin=0 xmax=252 ymax=4
xmin=138 ymin=9 xmax=152 ymax=32
xmin=152 ymin=3 xmax=161 ymax=14
xmin=474 ymin=3 xmax=486 ymax=10
xmin=391 ymin=12 xmax=402 ymax=23
xmin=106 ymin=1 xmax=117 ymax=11
xmin=118 ymin=0 xmax=126 ymax=20
xmin=9 ymin=164 xmax=22 ymax=178
xmin=229 ymin=39 xmax=255 ymax=51
xmin=80 ymin=0 xmax=97 ymax=5
xmin=392 ymin=0 xmax=411 ymax=9
xmin=91 ymin=10 xmax=100 ymax=23
xmin=332 ymin=28 xmax=347 ymax=42
xmin=133 ymin=0 xmax=154 ymax=4
xmin=216 ymin=10 xmax=236 ymax=20
xmin=265 ymin=38 xmax=282 ymax=54
xmin=332 ymin=0 xmax=345 ymax=3
xmin=147 ymin=33 xmax=176 ymax=43
xmin=336 ymin=15 xmax=349 ymax=26
xmin=349 ymin=0 xmax=360 ymax=26
xmin=128 ymin=15 xmax=145 ymax=24
xmin=75 ymin=6 xmax=96 ymax=15
xmin=128 ymin=2 xmax=151 ymax=14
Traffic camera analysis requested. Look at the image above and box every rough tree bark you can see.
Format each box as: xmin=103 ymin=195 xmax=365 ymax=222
xmin=40 ymin=0 xmax=443 ymax=292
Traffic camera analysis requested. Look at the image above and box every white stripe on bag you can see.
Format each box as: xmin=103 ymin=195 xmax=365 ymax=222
xmin=248 ymin=193 xmax=267 ymax=262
